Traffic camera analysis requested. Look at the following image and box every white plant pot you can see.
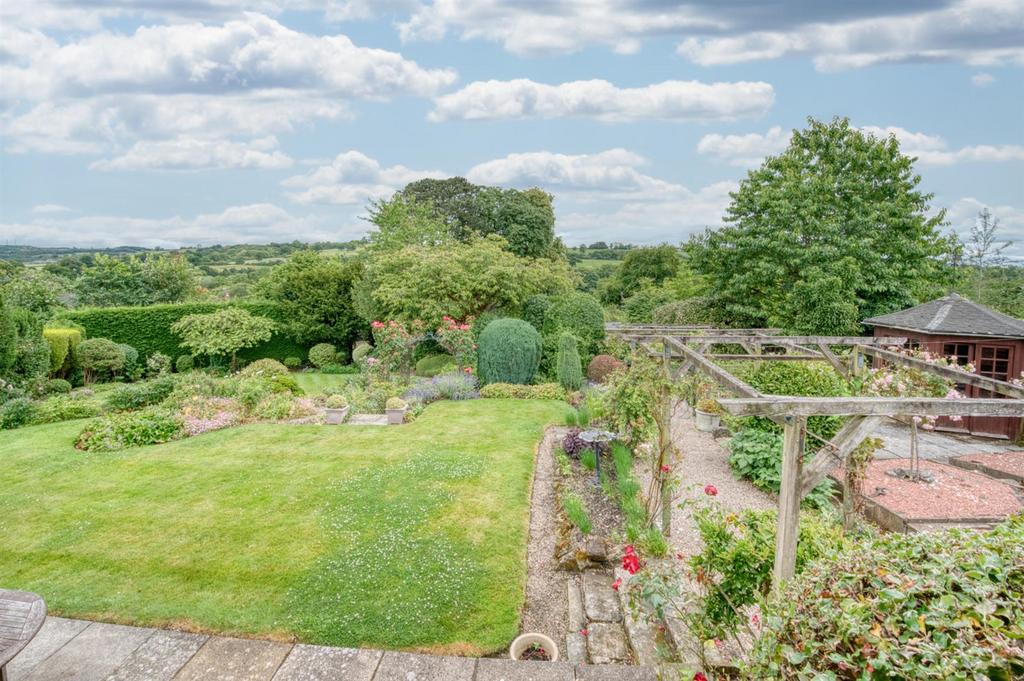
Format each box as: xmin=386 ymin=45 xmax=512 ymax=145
xmin=509 ymin=633 xmax=559 ymax=662
xmin=386 ymin=407 xmax=406 ymax=425
xmin=324 ymin=406 xmax=349 ymax=425
xmin=695 ymin=410 xmax=720 ymax=432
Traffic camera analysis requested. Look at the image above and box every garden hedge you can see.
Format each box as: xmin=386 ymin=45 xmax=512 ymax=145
xmin=61 ymin=302 xmax=307 ymax=365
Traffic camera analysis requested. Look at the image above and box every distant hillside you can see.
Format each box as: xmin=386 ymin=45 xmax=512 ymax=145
xmin=0 ymin=240 xmax=364 ymax=265
xmin=0 ymin=244 xmax=151 ymax=263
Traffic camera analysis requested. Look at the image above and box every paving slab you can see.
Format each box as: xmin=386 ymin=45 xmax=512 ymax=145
xmin=372 ymin=652 xmax=475 ymax=681
xmin=5 ymin=617 xmax=91 ymax=680
xmin=23 ymin=622 xmax=154 ymax=681
xmin=581 ymin=574 xmax=621 ymax=623
xmin=566 ymin=580 xmax=586 ymax=632
xmin=104 ymin=629 xmax=207 ymax=681
xmin=474 ymin=658 xmax=573 ymax=681
xmin=271 ymin=644 xmax=381 ymax=681
xmin=173 ymin=636 xmax=292 ymax=681
xmin=564 ymin=633 xmax=587 ymax=666
xmin=584 ymin=623 xmax=628 ymax=665
xmin=574 ymin=665 xmax=657 ymax=681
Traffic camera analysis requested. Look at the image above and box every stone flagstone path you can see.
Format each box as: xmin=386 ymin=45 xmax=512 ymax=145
xmin=6 ymin=617 xmax=663 ymax=681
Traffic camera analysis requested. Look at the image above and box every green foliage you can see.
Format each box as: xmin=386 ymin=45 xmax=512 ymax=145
xmin=959 ymin=265 xmax=1024 ymax=319
xmin=118 ymin=343 xmax=140 ymax=380
xmin=146 ymin=351 xmax=171 ymax=377
xmin=477 ymin=318 xmax=543 ymax=385
xmin=739 ymin=361 xmax=849 ymax=441
xmin=75 ymin=253 xmax=198 ymax=307
xmin=240 ymin=358 xmax=290 ymax=378
xmin=478 ymin=383 xmax=566 ymax=400
xmin=521 ymin=294 xmax=550 ymax=330
xmin=689 ymin=117 xmax=959 ymax=331
xmin=6 ymin=308 xmax=51 ymax=386
xmin=75 ymin=408 xmax=184 ymax=451
xmin=623 ymin=284 xmax=676 ymax=323
xmin=746 ymin=516 xmax=1024 ymax=680
xmin=555 ymin=333 xmax=582 ymax=391
xmin=541 ymin=291 xmax=605 ymax=366
xmin=727 ymin=429 xmax=835 ymax=509
xmin=62 ymin=302 xmax=307 ymax=366
xmin=172 ymin=307 xmax=276 ymax=369
xmin=0 ymin=295 xmax=17 ymax=374
xmin=691 ymin=504 xmax=848 ymax=639
xmin=351 ymin=342 xmax=372 ymax=363
xmin=560 ymin=492 xmax=592 ymax=535
xmin=259 ymin=250 xmax=364 ymax=349
xmin=0 ymin=268 xmax=70 ymax=318
xmin=43 ymin=328 xmax=83 ymax=377
xmin=357 ymin=235 xmax=576 ymax=327
xmin=415 ymin=353 xmax=455 ymax=377
xmin=42 ymin=378 xmax=72 ymax=394
xmin=602 ymin=353 xmax=671 ymax=446
xmin=77 ymin=337 xmax=125 ymax=383
xmin=586 ymin=354 xmax=625 ymax=383
xmin=651 ymin=297 xmax=714 ymax=325
xmin=284 ymin=356 xmax=301 ymax=369
xmin=385 ymin=397 xmax=408 ymax=410
xmin=175 ymin=355 xmax=194 ymax=373
xmin=601 ymin=245 xmax=681 ymax=303
xmin=320 ymin=363 xmax=359 ymax=375
xmin=105 ymin=376 xmax=177 ymax=411
xmin=0 ymin=397 xmax=36 ymax=429
xmin=308 ymin=343 xmax=338 ymax=368
xmin=31 ymin=394 xmax=103 ymax=424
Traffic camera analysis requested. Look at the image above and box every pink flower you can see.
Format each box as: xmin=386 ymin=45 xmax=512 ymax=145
xmin=579 ymin=628 xmax=588 ymax=636
xmin=704 ymin=484 xmax=718 ymax=496
xmin=622 ymin=545 xmax=640 ymax=574
xmin=660 ymin=465 xmax=671 ymax=474
xmin=611 ymin=577 xmax=622 ymax=591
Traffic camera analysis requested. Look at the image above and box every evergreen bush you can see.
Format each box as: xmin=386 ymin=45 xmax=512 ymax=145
xmin=522 ymin=294 xmax=551 ymax=330
xmin=174 ymin=355 xmax=194 ymax=373
xmin=43 ymin=328 xmax=83 ymax=377
xmin=308 ymin=342 xmax=338 ymax=368
xmin=477 ymin=318 xmax=543 ymax=385
xmin=77 ymin=338 xmax=125 ymax=383
xmin=556 ymin=333 xmax=583 ymax=391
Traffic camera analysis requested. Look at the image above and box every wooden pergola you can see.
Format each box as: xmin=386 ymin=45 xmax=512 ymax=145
xmin=606 ymin=324 xmax=1024 ymax=585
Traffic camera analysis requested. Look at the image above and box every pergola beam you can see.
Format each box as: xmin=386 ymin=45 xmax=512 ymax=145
xmin=662 ymin=338 xmax=763 ymax=397
xmin=718 ymin=396 xmax=1024 ymax=417
xmin=707 ymin=354 xmax=825 ymax=361
xmin=858 ymin=345 xmax=1024 ymax=399
xmin=617 ymin=334 xmax=907 ymax=345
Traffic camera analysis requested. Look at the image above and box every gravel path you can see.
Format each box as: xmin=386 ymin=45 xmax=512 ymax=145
xmin=665 ymin=403 xmax=775 ymax=557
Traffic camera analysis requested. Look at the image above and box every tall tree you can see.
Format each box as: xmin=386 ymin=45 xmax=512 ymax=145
xmin=965 ymin=208 xmax=1013 ymax=302
xmin=76 ymin=254 xmax=198 ymax=307
xmin=689 ymin=117 xmax=959 ymax=332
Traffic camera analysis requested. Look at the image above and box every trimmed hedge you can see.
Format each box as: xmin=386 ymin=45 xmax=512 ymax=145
xmin=61 ymin=302 xmax=307 ymax=365
xmin=43 ymin=328 xmax=83 ymax=376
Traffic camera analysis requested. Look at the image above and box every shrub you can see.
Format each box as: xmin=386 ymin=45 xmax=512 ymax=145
xmin=555 ymin=333 xmax=583 ymax=391
xmin=252 ymin=393 xmax=296 ymax=420
xmin=695 ymin=398 xmax=723 ymax=414
xmin=325 ymin=394 xmax=348 ymax=409
xmin=33 ymin=394 xmax=103 ymax=424
xmin=740 ymin=362 xmax=849 ymax=441
xmin=651 ymin=297 xmax=713 ymax=325
xmin=477 ymin=318 xmax=543 ymax=385
xmin=479 ymin=383 xmax=566 ymax=400
xmin=61 ymin=302 xmax=308 ymax=365
xmin=7 ymin=308 xmax=51 ymax=387
xmin=308 ymin=343 xmax=338 ymax=368
xmin=746 ymin=516 xmax=1024 ymax=680
xmin=404 ymin=371 xmax=479 ymax=403
xmin=351 ymin=341 xmax=372 ymax=363
xmin=1 ymin=397 xmax=36 ymax=429
xmin=415 ymin=353 xmax=455 ymax=377
xmin=75 ymin=408 xmax=183 ymax=451
xmin=175 ymin=355 xmax=195 ymax=373
xmin=562 ymin=427 xmax=589 ymax=458
xmin=236 ymin=377 xmax=276 ymax=412
xmin=77 ymin=337 xmax=125 ymax=383
xmin=284 ymin=356 xmax=301 ymax=369
xmin=146 ymin=351 xmax=171 ymax=377
xmin=386 ymin=397 xmax=407 ymax=410
xmin=623 ymin=285 xmax=675 ymax=323
xmin=43 ymin=378 xmax=72 ymax=395
xmin=587 ymin=354 xmax=625 ymax=383
xmin=105 ymin=376 xmax=177 ymax=412
xmin=522 ymin=294 xmax=551 ymax=330
xmin=541 ymin=292 xmax=605 ymax=359
xmin=561 ymin=492 xmax=592 ymax=535
xmin=728 ymin=429 xmax=834 ymax=509
xmin=118 ymin=343 xmax=141 ymax=380
xmin=43 ymin=328 xmax=83 ymax=377
xmin=435 ymin=317 xmax=476 ymax=369
xmin=240 ymin=358 xmax=290 ymax=378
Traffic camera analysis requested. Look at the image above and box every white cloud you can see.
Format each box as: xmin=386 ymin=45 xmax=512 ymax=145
xmin=971 ymin=72 xmax=996 ymax=86
xmin=696 ymin=126 xmax=790 ymax=166
xmin=1 ymin=203 xmax=363 ymax=248
xmin=90 ymin=136 xmax=294 ymax=171
xmin=281 ymin=151 xmax=446 ymax=204
xmin=947 ymin=197 xmax=1024 ymax=261
xmin=0 ymin=14 xmax=455 ymax=155
xmin=429 ymin=79 xmax=774 ymax=123
xmin=31 ymin=203 xmax=71 ymax=214
xmin=696 ymin=124 xmax=1024 ymax=168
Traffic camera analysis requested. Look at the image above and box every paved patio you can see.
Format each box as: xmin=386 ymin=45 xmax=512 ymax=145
xmin=873 ymin=418 xmax=1022 ymax=463
xmin=6 ymin=617 xmax=660 ymax=681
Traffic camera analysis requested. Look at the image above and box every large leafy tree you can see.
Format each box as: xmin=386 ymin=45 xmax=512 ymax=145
xmin=600 ymin=245 xmax=683 ymax=303
xmin=76 ymin=254 xmax=198 ymax=307
xmin=259 ymin=250 xmax=364 ymax=350
xmin=689 ymin=117 xmax=959 ymax=332
xmin=171 ymin=307 xmax=276 ymax=370
xmin=354 ymin=235 xmax=577 ymax=327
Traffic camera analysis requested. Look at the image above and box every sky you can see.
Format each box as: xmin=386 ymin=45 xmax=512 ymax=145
xmin=0 ymin=0 xmax=1022 ymax=257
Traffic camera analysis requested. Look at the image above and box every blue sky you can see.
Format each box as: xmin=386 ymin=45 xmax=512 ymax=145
xmin=1 ymin=1 xmax=1022 ymax=256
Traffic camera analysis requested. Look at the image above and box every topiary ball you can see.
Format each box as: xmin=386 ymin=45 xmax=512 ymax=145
xmin=477 ymin=318 xmax=543 ymax=386
xmin=307 ymin=343 xmax=338 ymax=369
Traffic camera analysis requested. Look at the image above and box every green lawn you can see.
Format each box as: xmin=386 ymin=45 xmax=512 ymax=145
xmin=292 ymin=371 xmax=357 ymax=393
xmin=0 ymin=399 xmax=564 ymax=654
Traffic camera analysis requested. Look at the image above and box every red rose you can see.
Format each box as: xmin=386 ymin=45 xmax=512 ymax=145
xmin=704 ymin=484 xmax=718 ymax=496
xmin=611 ymin=577 xmax=622 ymax=591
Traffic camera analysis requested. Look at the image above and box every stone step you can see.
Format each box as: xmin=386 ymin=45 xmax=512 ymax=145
xmin=614 ymin=568 xmax=662 ymax=666
xmin=581 ymin=573 xmax=622 ymax=623
xmin=566 ymin=578 xmax=588 ymax=665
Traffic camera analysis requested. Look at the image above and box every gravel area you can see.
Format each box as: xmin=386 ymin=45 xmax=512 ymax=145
xmin=862 ymin=458 xmax=1024 ymax=520
xmin=955 ymin=451 xmax=1024 ymax=482
xmin=664 ymin=404 xmax=775 ymax=557
xmin=519 ymin=427 xmax=570 ymax=646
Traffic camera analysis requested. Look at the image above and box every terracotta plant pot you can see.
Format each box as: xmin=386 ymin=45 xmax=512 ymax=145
xmin=694 ymin=409 xmax=720 ymax=432
xmin=386 ymin=407 xmax=407 ymax=425
xmin=324 ymin=406 xmax=349 ymax=425
xmin=509 ymin=633 xmax=558 ymax=662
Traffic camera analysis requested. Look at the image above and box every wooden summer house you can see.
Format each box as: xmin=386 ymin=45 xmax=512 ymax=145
xmin=863 ymin=293 xmax=1024 ymax=440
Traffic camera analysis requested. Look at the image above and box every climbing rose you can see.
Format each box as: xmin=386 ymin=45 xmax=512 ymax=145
xmin=694 ymin=673 xmax=708 ymax=681
xmin=611 ymin=577 xmax=622 ymax=591
xmin=704 ymin=484 xmax=718 ymax=496
xmin=660 ymin=464 xmax=671 ymax=474
xmin=621 ymin=545 xmax=640 ymax=574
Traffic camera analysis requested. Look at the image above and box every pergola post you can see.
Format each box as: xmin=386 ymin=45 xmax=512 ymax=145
xmin=774 ymin=415 xmax=806 ymax=585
